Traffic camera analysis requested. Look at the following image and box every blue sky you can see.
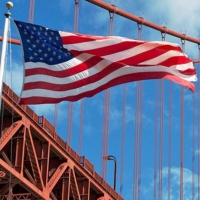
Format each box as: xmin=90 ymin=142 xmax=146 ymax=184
xmin=0 ymin=0 xmax=200 ymax=199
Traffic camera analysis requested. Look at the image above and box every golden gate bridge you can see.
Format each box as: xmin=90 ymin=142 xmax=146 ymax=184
xmin=0 ymin=0 xmax=200 ymax=199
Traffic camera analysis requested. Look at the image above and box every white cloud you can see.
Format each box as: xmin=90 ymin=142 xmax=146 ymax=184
xmin=143 ymin=166 xmax=199 ymax=200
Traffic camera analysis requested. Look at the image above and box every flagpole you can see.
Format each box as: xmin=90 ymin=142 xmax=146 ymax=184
xmin=0 ymin=2 xmax=13 ymax=110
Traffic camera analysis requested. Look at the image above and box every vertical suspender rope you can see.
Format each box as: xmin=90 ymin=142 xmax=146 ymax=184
xmin=180 ymin=38 xmax=185 ymax=200
xmin=101 ymin=8 xmax=115 ymax=179
xmin=168 ymin=76 xmax=172 ymax=200
xmin=158 ymin=32 xmax=166 ymax=200
xmin=192 ymin=69 xmax=196 ymax=200
xmin=54 ymin=104 xmax=58 ymax=129
xmin=120 ymin=83 xmax=126 ymax=195
xmin=67 ymin=102 xmax=73 ymax=145
xmin=133 ymin=21 xmax=143 ymax=200
xmin=154 ymin=79 xmax=159 ymax=200
xmin=74 ymin=0 xmax=80 ymax=33
xmin=67 ymin=0 xmax=80 ymax=146
xmin=133 ymin=80 xmax=139 ymax=200
xmin=138 ymin=22 xmax=143 ymax=200
xmin=28 ymin=0 xmax=35 ymax=24
xmin=119 ymin=5 xmax=126 ymax=191
xmin=198 ymin=45 xmax=200 ymax=200
xmin=73 ymin=0 xmax=84 ymax=156
xmin=158 ymin=61 xmax=164 ymax=200
xmin=78 ymin=99 xmax=84 ymax=155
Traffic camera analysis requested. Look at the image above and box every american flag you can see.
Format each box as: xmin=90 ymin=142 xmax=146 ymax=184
xmin=14 ymin=20 xmax=197 ymax=104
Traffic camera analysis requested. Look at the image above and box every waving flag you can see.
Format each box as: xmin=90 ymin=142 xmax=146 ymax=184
xmin=14 ymin=20 xmax=197 ymax=104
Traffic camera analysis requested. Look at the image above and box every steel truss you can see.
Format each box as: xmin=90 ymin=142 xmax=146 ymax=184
xmin=0 ymin=83 xmax=123 ymax=200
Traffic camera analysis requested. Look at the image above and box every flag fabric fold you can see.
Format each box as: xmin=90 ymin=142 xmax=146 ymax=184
xmin=14 ymin=20 xmax=197 ymax=104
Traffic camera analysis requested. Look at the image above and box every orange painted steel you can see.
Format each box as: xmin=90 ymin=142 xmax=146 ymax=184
xmin=0 ymin=36 xmax=20 ymax=45
xmin=0 ymin=82 xmax=123 ymax=200
xmin=86 ymin=0 xmax=200 ymax=45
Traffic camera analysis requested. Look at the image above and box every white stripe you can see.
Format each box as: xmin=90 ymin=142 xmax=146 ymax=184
xmin=25 ymin=53 xmax=195 ymax=85
xmin=63 ymin=38 xmax=134 ymax=52
xmin=63 ymin=39 xmax=182 ymax=65
xmin=62 ymin=34 xmax=180 ymax=53
xmin=25 ymin=53 xmax=94 ymax=70
xmin=103 ymin=48 xmax=183 ymax=64
xmin=21 ymin=65 xmax=197 ymax=99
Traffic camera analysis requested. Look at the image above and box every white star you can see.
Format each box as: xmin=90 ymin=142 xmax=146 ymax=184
xmin=49 ymin=58 xmax=53 ymax=62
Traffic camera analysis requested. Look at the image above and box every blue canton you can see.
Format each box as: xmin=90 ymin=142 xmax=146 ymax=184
xmin=15 ymin=20 xmax=74 ymax=65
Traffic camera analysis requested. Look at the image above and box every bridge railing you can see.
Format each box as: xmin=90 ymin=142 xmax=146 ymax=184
xmin=2 ymin=82 xmax=123 ymax=200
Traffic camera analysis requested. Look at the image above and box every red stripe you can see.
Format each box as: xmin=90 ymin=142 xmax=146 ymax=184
xmin=159 ymin=56 xmax=192 ymax=67
xmin=61 ymin=35 xmax=108 ymax=45
xmin=70 ymin=44 xmax=185 ymax=67
xmin=20 ymin=71 xmax=195 ymax=104
xmin=177 ymin=68 xmax=196 ymax=76
xmin=24 ymin=61 xmax=124 ymax=91
xmin=78 ymin=41 xmax=144 ymax=57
